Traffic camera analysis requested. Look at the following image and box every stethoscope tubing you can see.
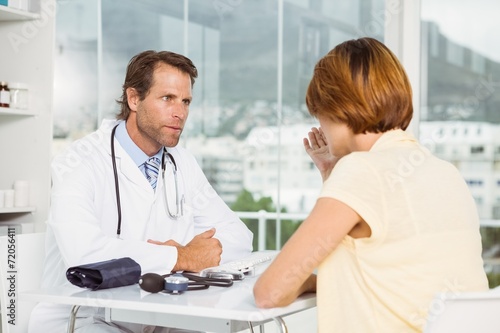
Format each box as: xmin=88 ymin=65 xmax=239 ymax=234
xmin=110 ymin=124 xmax=183 ymax=237
xmin=111 ymin=125 xmax=123 ymax=236
xmin=161 ymin=151 xmax=183 ymax=219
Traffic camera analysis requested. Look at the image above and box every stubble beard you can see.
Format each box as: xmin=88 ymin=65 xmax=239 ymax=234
xmin=136 ymin=108 xmax=183 ymax=150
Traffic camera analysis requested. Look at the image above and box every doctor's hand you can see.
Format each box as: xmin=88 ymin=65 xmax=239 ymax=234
xmin=303 ymin=127 xmax=339 ymax=181
xmin=148 ymin=228 xmax=222 ymax=272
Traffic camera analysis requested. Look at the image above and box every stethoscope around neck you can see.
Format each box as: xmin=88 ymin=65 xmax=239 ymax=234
xmin=110 ymin=124 xmax=185 ymax=237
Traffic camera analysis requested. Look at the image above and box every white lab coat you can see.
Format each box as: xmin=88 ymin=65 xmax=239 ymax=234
xmin=29 ymin=119 xmax=253 ymax=332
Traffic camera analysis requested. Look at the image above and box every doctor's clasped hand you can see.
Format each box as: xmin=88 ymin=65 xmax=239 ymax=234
xmin=148 ymin=227 xmax=223 ymax=272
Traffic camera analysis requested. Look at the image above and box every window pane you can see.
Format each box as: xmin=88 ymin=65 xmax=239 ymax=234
xmin=54 ymin=0 xmax=385 ymax=249
xmin=420 ymin=0 xmax=500 ymax=286
xmin=53 ymin=0 xmax=98 ymax=152
xmin=420 ymin=0 xmax=500 ymax=218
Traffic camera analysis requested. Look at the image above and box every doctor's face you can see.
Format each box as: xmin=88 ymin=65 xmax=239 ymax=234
xmin=127 ymin=63 xmax=193 ymax=154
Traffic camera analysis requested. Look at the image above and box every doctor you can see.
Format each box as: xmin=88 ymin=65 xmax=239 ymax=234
xmin=29 ymin=50 xmax=253 ymax=333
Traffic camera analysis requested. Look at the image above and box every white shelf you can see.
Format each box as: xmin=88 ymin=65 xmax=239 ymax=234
xmin=0 ymin=107 xmax=36 ymax=116
xmin=0 ymin=5 xmax=39 ymax=21
xmin=0 ymin=0 xmax=54 ymax=232
xmin=0 ymin=206 xmax=36 ymax=214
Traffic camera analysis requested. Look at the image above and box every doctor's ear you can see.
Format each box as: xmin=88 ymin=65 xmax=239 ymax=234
xmin=126 ymin=87 xmax=140 ymax=112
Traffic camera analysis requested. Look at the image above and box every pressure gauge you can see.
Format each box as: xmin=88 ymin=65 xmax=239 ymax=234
xmin=164 ymin=274 xmax=189 ymax=294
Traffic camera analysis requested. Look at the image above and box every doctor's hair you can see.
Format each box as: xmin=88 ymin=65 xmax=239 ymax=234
xmin=305 ymin=37 xmax=413 ymax=134
xmin=116 ymin=50 xmax=198 ymax=120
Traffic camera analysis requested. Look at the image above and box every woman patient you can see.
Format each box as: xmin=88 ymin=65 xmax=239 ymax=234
xmin=253 ymin=37 xmax=488 ymax=332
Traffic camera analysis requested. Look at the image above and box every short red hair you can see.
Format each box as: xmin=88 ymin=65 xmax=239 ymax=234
xmin=306 ymin=37 xmax=413 ymax=134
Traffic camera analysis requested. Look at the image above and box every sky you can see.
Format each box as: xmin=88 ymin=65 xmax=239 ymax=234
xmin=421 ymin=0 xmax=500 ymax=62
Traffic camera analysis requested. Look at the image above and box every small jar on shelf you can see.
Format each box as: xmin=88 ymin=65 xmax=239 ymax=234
xmin=0 ymin=81 xmax=10 ymax=108
xmin=7 ymin=0 xmax=29 ymax=11
xmin=9 ymin=82 xmax=29 ymax=109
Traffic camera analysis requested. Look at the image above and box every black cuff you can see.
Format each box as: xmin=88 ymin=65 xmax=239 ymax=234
xmin=66 ymin=257 xmax=141 ymax=290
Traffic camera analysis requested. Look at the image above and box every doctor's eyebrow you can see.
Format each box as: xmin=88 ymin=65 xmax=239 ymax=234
xmin=162 ymin=93 xmax=174 ymax=100
xmin=161 ymin=93 xmax=191 ymax=101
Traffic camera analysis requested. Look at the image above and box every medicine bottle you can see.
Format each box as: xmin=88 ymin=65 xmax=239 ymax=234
xmin=9 ymin=82 xmax=29 ymax=109
xmin=0 ymin=81 xmax=10 ymax=108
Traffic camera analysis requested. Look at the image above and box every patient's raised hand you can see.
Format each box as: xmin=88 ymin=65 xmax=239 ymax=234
xmin=303 ymin=127 xmax=339 ymax=181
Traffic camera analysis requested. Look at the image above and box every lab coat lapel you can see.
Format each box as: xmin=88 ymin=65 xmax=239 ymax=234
xmin=112 ymin=139 xmax=153 ymax=191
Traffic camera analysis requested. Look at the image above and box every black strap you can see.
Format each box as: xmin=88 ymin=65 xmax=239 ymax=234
xmin=163 ymin=272 xmax=234 ymax=289
xmin=181 ymin=272 xmax=233 ymax=288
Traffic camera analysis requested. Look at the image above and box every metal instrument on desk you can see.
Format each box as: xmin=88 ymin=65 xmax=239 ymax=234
xmin=200 ymin=250 xmax=279 ymax=280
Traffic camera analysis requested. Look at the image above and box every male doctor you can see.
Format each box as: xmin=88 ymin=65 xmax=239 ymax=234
xmin=29 ymin=50 xmax=253 ymax=332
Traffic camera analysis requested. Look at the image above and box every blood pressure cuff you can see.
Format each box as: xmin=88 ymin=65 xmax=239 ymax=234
xmin=66 ymin=257 xmax=141 ymax=290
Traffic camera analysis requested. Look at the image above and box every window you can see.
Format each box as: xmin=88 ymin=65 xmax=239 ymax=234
xmin=420 ymin=0 xmax=500 ymax=220
xmin=471 ymin=146 xmax=485 ymax=154
xmin=466 ymin=179 xmax=484 ymax=187
xmin=421 ymin=0 xmax=500 ymax=285
xmin=446 ymin=40 xmax=464 ymax=67
xmin=54 ymin=0 xmax=385 ymax=221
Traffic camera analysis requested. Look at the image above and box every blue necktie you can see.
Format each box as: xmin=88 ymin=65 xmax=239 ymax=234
xmin=143 ymin=157 xmax=161 ymax=190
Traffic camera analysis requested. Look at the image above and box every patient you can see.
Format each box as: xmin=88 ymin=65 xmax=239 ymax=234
xmin=253 ymin=37 xmax=489 ymax=332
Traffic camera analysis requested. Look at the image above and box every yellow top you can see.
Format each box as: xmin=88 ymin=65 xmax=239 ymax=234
xmin=317 ymin=129 xmax=488 ymax=332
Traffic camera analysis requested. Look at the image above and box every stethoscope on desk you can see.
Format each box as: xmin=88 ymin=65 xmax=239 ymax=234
xmin=110 ymin=124 xmax=185 ymax=237
xmin=138 ymin=272 xmax=233 ymax=294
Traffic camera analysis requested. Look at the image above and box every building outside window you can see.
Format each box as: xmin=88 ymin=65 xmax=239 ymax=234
xmin=421 ymin=0 xmax=500 ymax=286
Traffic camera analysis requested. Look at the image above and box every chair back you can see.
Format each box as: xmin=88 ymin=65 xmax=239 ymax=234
xmin=0 ymin=232 xmax=45 ymax=333
xmin=424 ymin=289 xmax=500 ymax=333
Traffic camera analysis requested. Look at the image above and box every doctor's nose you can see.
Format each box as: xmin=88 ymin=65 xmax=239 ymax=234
xmin=171 ymin=103 xmax=188 ymax=120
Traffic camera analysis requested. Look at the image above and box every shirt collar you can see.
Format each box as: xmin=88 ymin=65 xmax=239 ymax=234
xmin=369 ymin=129 xmax=417 ymax=152
xmin=114 ymin=121 xmax=163 ymax=167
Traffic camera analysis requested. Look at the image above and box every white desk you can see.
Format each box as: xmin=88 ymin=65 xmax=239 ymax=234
xmin=22 ymin=275 xmax=316 ymax=332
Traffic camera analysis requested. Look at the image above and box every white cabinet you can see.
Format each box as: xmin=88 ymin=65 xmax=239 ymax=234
xmin=0 ymin=1 xmax=54 ymax=232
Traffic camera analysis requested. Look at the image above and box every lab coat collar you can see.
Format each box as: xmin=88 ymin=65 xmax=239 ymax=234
xmin=99 ymin=119 xmax=158 ymax=193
